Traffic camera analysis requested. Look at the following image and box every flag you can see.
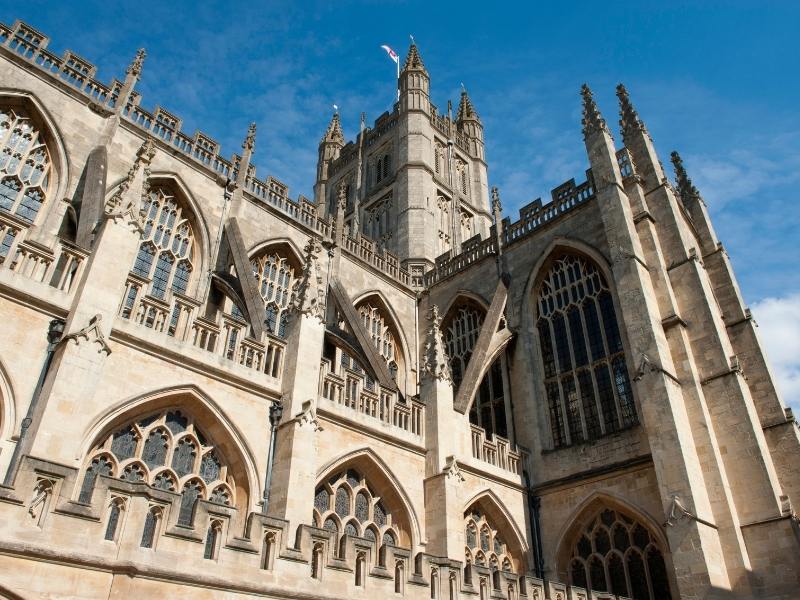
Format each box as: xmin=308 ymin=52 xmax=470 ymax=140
xmin=381 ymin=45 xmax=399 ymax=64
xmin=333 ymin=104 xmax=339 ymax=111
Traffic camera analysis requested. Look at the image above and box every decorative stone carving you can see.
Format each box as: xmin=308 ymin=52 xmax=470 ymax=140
xmin=243 ymin=122 xmax=256 ymax=152
xmin=422 ymin=305 xmax=451 ymax=382
xmin=126 ymin=48 xmax=146 ymax=79
xmin=291 ymin=236 xmax=326 ymax=321
xmin=27 ymin=477 xmax=54 ymax=521
xmin=670 ymin=150 xmax=703 ymax=206
xmin=63 ymin=314 xmax=111 ymax=355
xmin=580 ymin=83 xmax=609 ymax=139
xmin=105 ymin=137 xmax=156 ymax=231
xmin=616 ymin=83 xmax=647 ymax=143
xmin=443 ymin=456 xmax=464 ymax=483
xmin=336 ymin=179 xmax=348 ymax=213
xmin=295 ymin=399 xmax=323 ymax=432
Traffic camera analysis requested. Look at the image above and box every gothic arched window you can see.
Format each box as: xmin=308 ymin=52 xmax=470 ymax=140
xmin=464 ymin=507 xmax=518 ymax=578
xmin=358 ymin=302 xmax=396 ymax=364
xmin=567 ymin=508 xmax=671 ymax=600
xmin=0 ymin=106 xmax=54 ymax=224
xmin=535 ymin=254 xmax=637 ymax=448
xmin=312 ymin=468 xmax=402 ymax=550
xmin=133 ymin=187 xmax=196 ymax=299
xmin=78 ymin=409 xmax=235 ymax=522
xmin=436 ymin=196 xmax=451 ymax=256
xmin=252 ymin=249 xmax=297 ymax=338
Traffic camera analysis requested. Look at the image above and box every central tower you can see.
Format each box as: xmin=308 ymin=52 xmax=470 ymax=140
xmin=315 ymin=44 xmax=493 ymax=279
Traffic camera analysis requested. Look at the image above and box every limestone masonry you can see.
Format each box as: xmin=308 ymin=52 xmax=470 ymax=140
xmin=0 ymin=18 xmax=797 ymax=600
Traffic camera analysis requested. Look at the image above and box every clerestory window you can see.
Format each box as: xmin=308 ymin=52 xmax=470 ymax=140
xmin=252 ymin=250 xmax=297 ymax=338
xmin=536 ymin=254 xmax=637 ymax=448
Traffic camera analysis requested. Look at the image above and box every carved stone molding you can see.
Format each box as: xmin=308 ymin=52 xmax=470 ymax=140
xmin=443 ymin=456 xmax=464 ymax=483
xmin=62 ymin=314 xmax=112 ymax=356
xmin=291 ymin=237 xmax=326 ymax=322
xmin=422 ymin=305 xmax=451 ymax=382
xmin=295 ymin=399 xmax=323 ymax=432
xmin=104 ymin=137 xmax=156 ymax=231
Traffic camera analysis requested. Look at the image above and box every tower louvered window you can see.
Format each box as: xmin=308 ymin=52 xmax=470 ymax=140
xmin=536 ymin=254 xmax=637 ymax=448
xmin=78 ymin=410 xmax=235 ymax=526
xmin=252 ymin=250 xmax=296 ymax=338
xmin=568 ymin=509 xmax=671 ymax=600
xmin=133 ymin=187 xmax=195 ymax=298
xmin=0 ymin=107 xmax=53 ymax=224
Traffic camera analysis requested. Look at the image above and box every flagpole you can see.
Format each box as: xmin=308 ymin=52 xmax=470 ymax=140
xmin=396 ymin=59 xmax=400 ymax=102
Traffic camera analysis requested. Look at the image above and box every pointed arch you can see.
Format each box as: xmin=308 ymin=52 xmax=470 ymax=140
xmin=440 ymin=290 xmax=491 ymax=322
xmin=0 ymin=356 xmax=17 ymax=444
xmin=316 ymin=447 xmax=421 ymax=548
xmin=247 ymin=237 xmax=304 ymax=271
xmin=77 ymin=384 xmax=259 ymax=511
xmin=463 ymin=489 xmax=529 ymax=572
xmin=0 ymin=90 xmax=69 ymax=229
xmin=352 ymin=289 xmax=412 ymax=369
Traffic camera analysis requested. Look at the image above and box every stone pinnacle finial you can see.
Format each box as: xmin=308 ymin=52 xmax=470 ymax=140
xmin=616 ymin=83 xmax=647 ymax=143
xmin=403 ymin=42 xmax=426 ymax=72
xmin=457 ymin=88 xmax=479 ymax=122
xmin=126 ymin=48 xmax=146 ymax=79
xmin=491 ymin=186 xmax=502 ymax=214
xmin=243 ymin=122 xmax=256 ymax=152
xmin=581 ymin=84 xmax=609 ymax=140
xmin=670 ymin=151 xmax=702 ymax=205
xmin=321 ymin=112 xmax=344 ymax=146
xmin=422 ymin=305 xmax=451 ymax=382
xmin=336 ymin=179 xmax=348 ymax=212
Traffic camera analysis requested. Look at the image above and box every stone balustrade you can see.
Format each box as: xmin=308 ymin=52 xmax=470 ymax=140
xmin=340 ymin=229 xmax=411 ymax=286
xmin=319 ymin=360 xmax=424 ymax=438
xmin=119 ymin=274 xmax=286 ymax=381
xmin=470 ymin=424 xmax=528 ymax=476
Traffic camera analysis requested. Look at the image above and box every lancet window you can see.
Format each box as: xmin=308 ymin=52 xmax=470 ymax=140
xmin=363 ymin=195 xmax=392 ymax=245
xmin=251 ymin=250 xmax=297 ymax=338
xmin=455 ymin=159 xmax=469 ymax=197
xmin=444 ymin=306 xmax=483 ymax=389
xmin=437 ymin=195 xmax=451 ymax=256
xmin=536 ymin=254 xmax=637 ymax=448
xmin=313 ymin=468 xmax=401 ymax=549
xmin=567 ymin=508 xmax=671 ymax=600
xmin=0 ymin=107 xmax=53 ymax=224
xmin=358 ymin=302 xmax=397 ymax=367
xmin=132 ymin=187 xmax=195 ymax=299
xmin=78 ymin=409 xmax=235 ymax=526
xmin=464 ymin=507 xmax=516 ymax=577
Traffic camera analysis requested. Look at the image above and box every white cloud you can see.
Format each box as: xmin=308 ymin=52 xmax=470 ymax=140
xmin=750 ymin=293 xmax=800 ymax=414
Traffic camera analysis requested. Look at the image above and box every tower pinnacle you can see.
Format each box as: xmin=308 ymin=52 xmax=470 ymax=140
xmin=581 ymin=84 xmax=609 ymax=139
xmin=616 ymin=83 xmax=647 ymax=144
xmin=456 ymin=89 xmax=479 ymax=123
xmin=402 ymin=43 xmax=426 ymax=72
xmin=243 ymin=122 xmax=256 ymax=152
xmin=125 ymin=48 xmax=146 ymax=80
xmin=321 ymin=112 xmax=344 ymax=146
xmin=670 ymin=151 xmax=702 ymax=205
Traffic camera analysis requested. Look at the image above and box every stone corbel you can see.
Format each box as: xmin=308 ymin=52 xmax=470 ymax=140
xmin=62 ymin=314 xmax=111 ymax=355
xmin=294 ymin=399 xmax=323 ymax=432
xmin=664 ymin=495 xmax=716 ymax=529
xmin=443 ymin=456 xmax=465 ymax=483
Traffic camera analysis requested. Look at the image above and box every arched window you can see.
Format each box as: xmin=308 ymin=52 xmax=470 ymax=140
xmin=140 ymin=506 xmax=161 ymax=548
xmin=356 ymin=551 xmax=367 ymax=587
xmin=78 ymin=409 xmax=235 ymax=518
xmin=395 ymin=561 xmax=404 ymax=594
xmin=455 ymin=159 xmax=468 ymax=196
xmin=383 ymin=153 xmax=391 ymax=180
xmin=449 ymin=572 xmax=458 ymax=599
xmin=430 ymin=568 xmax=438 ymax=598
xmin=262 ymin=532 xmax=276 ymax=570
xmin=358 ymin=302 xmax=397 ymax=365
xmin=536 ymin=254 xmax=637 ymax=448
xmin=252 ymin=249 xmax=297 ymax=339
xmin=104 ymin=497 xmax=125 ymax=541
xmin=132 ymin=186 xmax=195 ymax=299
xmin=436 ymin=196 xmax=451 ymax=256
xmin=203 ymin=519 xmax=222 ymax=560
xmin=313 ymin=467 xmax=404 ymax=550
xmin=443 ymin=302 xmax=509 ymax=439
xmin=464 ymin=506 xmax=518 ymax=578
xmin=0 ymin=106 xmax=53 ymax=224
xmin=434 ymin=143 xmax=442 ymax=175
xmin=566 ymin=508 xmax=671 ymax=600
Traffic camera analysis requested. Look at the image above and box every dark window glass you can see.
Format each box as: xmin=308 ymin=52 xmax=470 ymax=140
xmin=141 ymin=510 xmax=158 ymax=548
xmin=648 ymin=547 xmax=672 ymax=600
xmin=171 ymin=438 xmax=197 ymax=477
xmin=104 ymin=503 xmax=121 ymax=541
xmin=546 ymin=381 xmax=565 ymax=447
xmin=562 ymin=375 xmax=583 ymax=443
xmin=172 ymin=261 xmax=190 ymax=295
xmin=552 ymin=313 xmax=571 ymax=373
xmin=79 ymin=455 xmax=113 ymax=504
xmin=570 ymin=559 xmax=587 ymax=589
xmin=628 ymin=551 xmax=649 ymax=600
xmin=111 ymin=426 xmax=137 ymax=460
xmin=203 ymin=524 xmax=218 ymax=559
xmin=178 ymin=481 xmax=201 ymax=526
xmin=583 ymin=299 xmax=605 ymax=361
xmin=595 ymin=364 xmax=619 ymax=434
xmin=568 ymin=306 xmax=588 ymax=367
xmin=599 ymin=291 xmax=622 ymax=353
xmin=133 ymin=244 xmax=155 ymax=278
xmin=142 ymin=429 xmax=168 ymax=469
xmin=613 ymin=356 xmax=637 ymax=426
xmin=151 ymin=252 xmax=174 ymax=299
xmin=578 ymin=370 xmax=600 ymax=439
xmin=589 ymin=556 xmax=607 ymax=591
xmin=608 ymin=553 xmax=628 ymax=597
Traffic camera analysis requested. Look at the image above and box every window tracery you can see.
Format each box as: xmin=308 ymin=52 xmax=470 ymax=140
xmin=312 ymin=468 xmax=401 ymax=549
xmin=536 ymin=254 xmax=637 ymax=448
xmin=437 ymin=195 xmax=451 ymax=256
xmin=357 ymin=302 xmax=396 ymax=366
xmin=252 ymin=249 xmax=296 ymax=338
xmin=78 ymin=409 xmax=235 ymax=523
xmin=464 ymin=508 xmax=516 ymax=577
xmin=132 ymin=187 xmax=195 ymax=299
xmin=567 ymin=508 xmax=671 ymax=600
xmin=0 ymin=106 xmax=53 ymax=224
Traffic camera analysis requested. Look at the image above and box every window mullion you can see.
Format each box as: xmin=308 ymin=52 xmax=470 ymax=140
xmin=562 ymin=309 xmax=587 ymax=441
xmin=579 ymin=304 xmax=606 ymax=436
xmin=548 ymin=318 xmax=571 ymax=446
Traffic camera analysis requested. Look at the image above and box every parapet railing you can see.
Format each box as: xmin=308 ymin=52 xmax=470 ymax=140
xmin=340 ymin=228 xmax=411 ymax=286
xmin=425 ymin=175 xmax=596 ymax=286
xmin=118 ymin=274 xmax=285 ymax=382
xmin=319 ymin=359 xmax=424 ymax=439
xmin=0 ymin=211 xmax=88 ymax=294
xmin=469 ymin=424 xmax=528 ymax=476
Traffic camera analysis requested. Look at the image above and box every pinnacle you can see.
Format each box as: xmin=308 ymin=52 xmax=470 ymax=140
xmin=670 ymin=151 xmax=702 ymax=205
xmin=616 ymin=83 xmax=647 ymax=143
xmin=580 ymin=83 xmax=609 ymax=140
xmin=321 ymin=112 xmax=344 ymax=145
xmin=403 ymin=43 xmax=426 ymax=72
xmin=125 ymin=48 xmax=146 ymax=79
xmin=457 ymin=89 xmax=479 ymax=122
xmin=243 ymin=122 xmax=256 ymax=152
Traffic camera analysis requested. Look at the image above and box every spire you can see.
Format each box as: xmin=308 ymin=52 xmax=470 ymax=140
xmin=243 ymin=122 xmax=256 ymax=152
xmin=456 ymin=89 xmax=479 ymax=122
xmin=321 ymin=112 xmax=344 ymax=146
xmin=422 ymin=305 xmax=451 ymax=382
xmin=402 ymin=42 xmax=426 ymax=72
xmin=670 ymin=151 xmax=702 ymax=205
xmin=125 ymin=48 xmax=146 ymax=80
xmin=616 ymin=83 xmax=647 ymax=144
xmin=581 ymin=84 xmax=609 ymax=139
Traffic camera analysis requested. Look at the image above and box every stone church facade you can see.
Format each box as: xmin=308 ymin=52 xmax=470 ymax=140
xmin=0 ymin=18 xmax=797 ymax=600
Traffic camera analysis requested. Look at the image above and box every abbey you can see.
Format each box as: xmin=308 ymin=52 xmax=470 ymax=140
xmin=0 ymin=18 xmax=797 ymax=600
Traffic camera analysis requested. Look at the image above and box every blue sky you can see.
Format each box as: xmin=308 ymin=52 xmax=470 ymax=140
xmin=3 ymin=1 xmax=799 ymax=407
